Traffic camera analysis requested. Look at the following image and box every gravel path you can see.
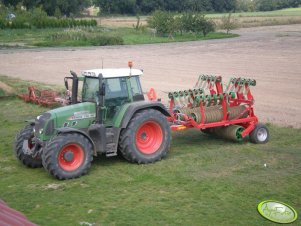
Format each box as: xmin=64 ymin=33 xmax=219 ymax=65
xmin=1 ymin=24 xmax=301 ymax=127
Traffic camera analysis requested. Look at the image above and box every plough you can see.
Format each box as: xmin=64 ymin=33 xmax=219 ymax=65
xmin=18 ymin=86 xmax=68 ymax=107
xmin=167 ymin=75 xmax=265 ymax=142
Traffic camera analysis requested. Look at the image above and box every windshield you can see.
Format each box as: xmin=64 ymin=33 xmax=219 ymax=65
xmin=82 ymin=76 xmax=130 ymax=102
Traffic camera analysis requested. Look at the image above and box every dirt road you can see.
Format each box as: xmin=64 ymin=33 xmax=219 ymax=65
xmin=1 ymin=24 xmax=301 ymax=128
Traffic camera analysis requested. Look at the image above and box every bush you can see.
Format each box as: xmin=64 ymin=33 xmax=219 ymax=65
xmin=0 ymin=6 xmax=97 ymax=29
xmin=147 ymin=10 xmax=176 ymax=37
xmin=220 ymin=13 xmax=237 ymax=34
xmin=147 ymin=11 xmax=216 ymax=37
xmin=48 ymin=29 xmax=123 ymax=46
xmin=90 ymin=35 xmax=124 ymax=46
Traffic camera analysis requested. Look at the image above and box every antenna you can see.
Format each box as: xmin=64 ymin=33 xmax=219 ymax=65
xmin=101 ymin=58 xmax=104 ymax=69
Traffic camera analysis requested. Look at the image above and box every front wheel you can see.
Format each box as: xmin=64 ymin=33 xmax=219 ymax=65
xmin=249 ymin=123 xmax=269 ymax=144
xmin=14 ymin=124 xmax=42 ymax=168
xmin=119 ymin=109 xmax=171 ymax=164
xmin=42 ymin=133 xmax=93 ymax=180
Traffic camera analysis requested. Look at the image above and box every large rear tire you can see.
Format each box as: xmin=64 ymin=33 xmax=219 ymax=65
xmin=42 ymin=133 xmax=93 ymax=180
xmin=119 ymin=109 xmax=171 ymax=164
xmin=14 ymin=124 xmax=42 ymax=168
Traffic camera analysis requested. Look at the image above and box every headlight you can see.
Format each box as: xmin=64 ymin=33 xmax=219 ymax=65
xmin=39 ymin=128 xmax=44 ymax=134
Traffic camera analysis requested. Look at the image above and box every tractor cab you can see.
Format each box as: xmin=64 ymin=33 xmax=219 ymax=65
xmin=81 ymin=68 xmax=144 ymax=123
xmin=65 ymin=68 xmax=145 ymax=124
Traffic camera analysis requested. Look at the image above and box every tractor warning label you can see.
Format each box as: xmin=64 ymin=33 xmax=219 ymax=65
xmin=68 ymin=111 xmax=95 ymax=121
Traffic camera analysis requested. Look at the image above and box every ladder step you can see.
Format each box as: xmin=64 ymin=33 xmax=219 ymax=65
xmin=106 ymin=143 xmax=117 ymax=157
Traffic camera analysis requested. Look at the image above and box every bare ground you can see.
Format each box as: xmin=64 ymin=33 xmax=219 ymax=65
xmin=0 ymin=24 xmax=301 ymax=128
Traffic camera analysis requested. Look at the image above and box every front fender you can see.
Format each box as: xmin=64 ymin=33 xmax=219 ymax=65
xmin=56 ymin=127 xmax=97 ymax=156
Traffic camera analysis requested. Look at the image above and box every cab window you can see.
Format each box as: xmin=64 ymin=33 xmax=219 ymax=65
xmin=129 ymin=76 xmax=144 ymax=101
xmin=82 ymin=77 xmax=98 ymax=102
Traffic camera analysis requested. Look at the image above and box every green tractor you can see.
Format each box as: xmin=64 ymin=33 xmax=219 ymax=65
xmin=14 ymin=67 xmax=171 ymax=180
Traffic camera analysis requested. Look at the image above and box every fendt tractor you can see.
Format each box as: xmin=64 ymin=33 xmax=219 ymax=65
xmin=14 ymin=63 xmax=269 ymax=180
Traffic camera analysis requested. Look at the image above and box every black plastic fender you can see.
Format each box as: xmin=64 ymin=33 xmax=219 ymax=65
xmin=121 ymin=101 xmax=170 ymax=129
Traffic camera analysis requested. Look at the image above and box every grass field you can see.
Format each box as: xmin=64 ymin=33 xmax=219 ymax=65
xmin=1 ymin=7 xmax=300 ymax=48
xmin=99 ymin=7 xmax=301 ymax=30
xmin=0 ymin=27 xmax=237 ymax=48
xmin=0 ymin=76 xmax=300 ymax=225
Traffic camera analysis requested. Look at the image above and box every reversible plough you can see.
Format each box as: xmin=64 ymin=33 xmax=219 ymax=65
xmin=18 ymin=86 xmax=69 ymax=107
xmin=167 ymin=75 xmax=259 ymax=141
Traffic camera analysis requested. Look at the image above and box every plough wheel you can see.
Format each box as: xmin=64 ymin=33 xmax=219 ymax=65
xmin=249 ymin=123 xmax=269 ymax=144
xmin=119 ymin=109 xmax=171 ymax=164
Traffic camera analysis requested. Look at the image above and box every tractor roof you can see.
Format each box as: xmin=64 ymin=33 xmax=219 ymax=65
xmin=82 ymin=68 xmax=143 ymax=78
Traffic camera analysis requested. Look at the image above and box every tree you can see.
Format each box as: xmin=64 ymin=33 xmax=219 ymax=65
xmin=220 ymin=13 xmax=237 ymax=34
xmin=147 ymin=10 xmax=176 ymax=37
xmin=3 ymin=0 xmax=92 ymax=16
xmin=212 ymin=0 xmax=237 ymax=12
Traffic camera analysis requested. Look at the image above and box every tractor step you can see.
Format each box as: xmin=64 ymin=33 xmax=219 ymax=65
xmin=106 ymin=143 xmax=117 ymax=157
xmin=105 ymin=128 xmax=118 ymax=157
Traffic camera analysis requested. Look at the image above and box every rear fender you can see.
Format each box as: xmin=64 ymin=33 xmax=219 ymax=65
xmin=120 ymin=101 xmax=170 ymax=128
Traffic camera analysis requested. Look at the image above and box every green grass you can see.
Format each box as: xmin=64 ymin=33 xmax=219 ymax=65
xmin=113 ymin=28 xmax=238 ymax=45
xmin=0 ymin=27 xmax=237 ymax=48
xmin=0 ymin=77 xmax=300 ymax=225
xmin=0 ymin=75 xmax=63 ymax=94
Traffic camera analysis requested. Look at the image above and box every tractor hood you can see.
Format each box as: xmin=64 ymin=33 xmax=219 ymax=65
xmin=35 ymin=102 xmax=96 ymax=141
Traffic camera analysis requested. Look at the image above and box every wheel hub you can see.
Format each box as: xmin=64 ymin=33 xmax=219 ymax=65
xmin=257 ymin=128 xmax=268 ymax=142
xmin=63 ymin=151 xmax=74 ymax=162
xmin=140 ymin=132 xmax=147 ymax=140
xmin=136 ymin=121 xmax=163 ymax=154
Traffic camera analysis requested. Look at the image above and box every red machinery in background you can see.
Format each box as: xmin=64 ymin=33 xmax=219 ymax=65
xmin=167 ymin=75 xmax=269 ymax=143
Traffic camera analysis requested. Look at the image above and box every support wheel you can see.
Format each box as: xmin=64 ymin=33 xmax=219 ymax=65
xmin=249 ymin=123 xmax=269 ymax=144
xmin=14 ymin=124 xmax=42 ymax=168
xmin=42 ymin=133 xmax=93 ymax=180
xmin=119 ymin=109 xmax=171 ymax=164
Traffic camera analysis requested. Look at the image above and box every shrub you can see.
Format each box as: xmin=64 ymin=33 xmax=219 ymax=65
xmin=0 ymin=6 xmax=98 ymax=29
xmin=147 ymin=10 xmax=176 ymax=37
xmin=220 ymin=13 xmax=237 ymax=34
xmin=90 ymin=35 xmax=124 ymax=46
xmin=147 ymin=11 xmax=216 ymax=37
xmin=48 ymin=29 xmax=123 ymax=46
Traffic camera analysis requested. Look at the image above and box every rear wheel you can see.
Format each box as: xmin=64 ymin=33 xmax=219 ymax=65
xmin=42 ymin=133 xmax=93 ymax=180
xmin=119 ymin=109 xmax=171 ymax=164
xmin=14 ymin=124 xmax=42 ymax=168
xmin=249 ymin=123 xmax=269 ymax=144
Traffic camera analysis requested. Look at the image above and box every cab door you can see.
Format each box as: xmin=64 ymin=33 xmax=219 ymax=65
xmin=104 ymin=77 xmax=129 ymax=125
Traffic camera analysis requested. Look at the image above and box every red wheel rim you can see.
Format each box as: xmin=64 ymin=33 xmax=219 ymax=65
xmin=58 ymin=144 xmax=85 ymax=171
xmin=136 ymin=121 xmax=163 ymax=154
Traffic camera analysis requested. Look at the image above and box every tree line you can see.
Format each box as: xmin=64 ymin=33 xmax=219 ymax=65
xmin=1 ymin=0 xmax=301 ymax=16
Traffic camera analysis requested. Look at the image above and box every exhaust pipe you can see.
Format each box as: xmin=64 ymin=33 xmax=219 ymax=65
xmin=70 ymin=70 xmax=78 ymax=104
